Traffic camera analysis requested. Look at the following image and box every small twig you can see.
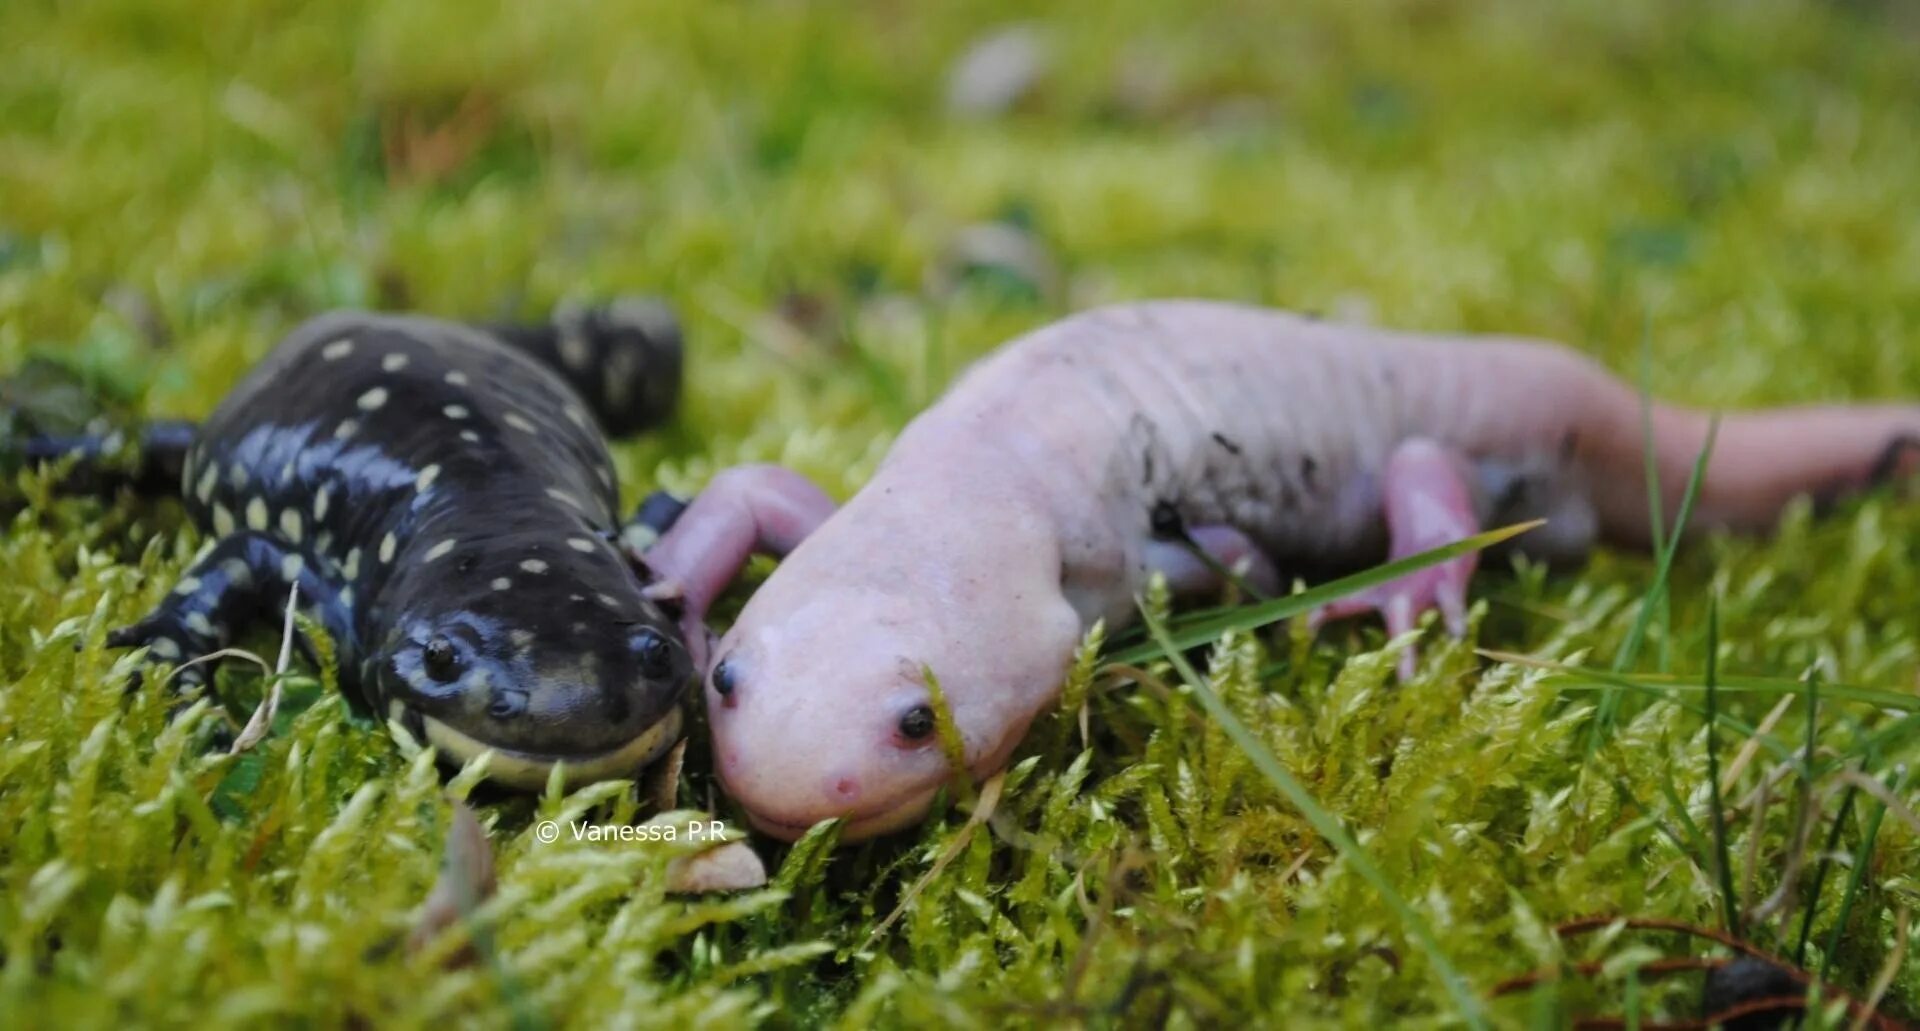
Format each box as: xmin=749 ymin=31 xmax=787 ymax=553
xmin=1826 ymin=769 xmax=1920 ymax=839
xmin=231 ymin=583 xmax=298 ymax=755
xmin=1722 ymin=693 xmax=1795 ymax=793
xmin=163 ymin=646 xmax=271 ymax=686
xmin=1541 ymin=915 xmax=1917 ymax=1031
xmin=1490 ymin=956 xmax=1718 ymax=996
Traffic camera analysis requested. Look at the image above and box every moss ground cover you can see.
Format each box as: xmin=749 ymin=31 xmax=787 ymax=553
xmin=1 ymin=0 xmax=1917 ymax=1025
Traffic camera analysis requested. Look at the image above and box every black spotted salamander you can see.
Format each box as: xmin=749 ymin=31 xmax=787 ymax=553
xmin=53 ymin=300 xmax=695 ymax=787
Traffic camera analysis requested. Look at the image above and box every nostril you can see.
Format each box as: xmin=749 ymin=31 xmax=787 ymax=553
xmin=488 ymin=690 xmax=528 ymax=720
xmin=831 ymin=775 xmax=859 ymax=801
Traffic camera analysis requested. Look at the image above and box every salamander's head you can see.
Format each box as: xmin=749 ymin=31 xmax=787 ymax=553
xmin=373 ymin=531 xmax=693 ymax=789
xmin=704 ymin=571 xmax=1080 ymax=842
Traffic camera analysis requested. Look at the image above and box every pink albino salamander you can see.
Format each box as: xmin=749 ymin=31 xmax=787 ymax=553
xmin=642 ymin=300 xmax=1919 ymax=841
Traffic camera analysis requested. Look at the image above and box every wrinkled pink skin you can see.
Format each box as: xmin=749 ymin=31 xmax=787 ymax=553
xmin=643 ymin=301 xmax=1919 ymax=841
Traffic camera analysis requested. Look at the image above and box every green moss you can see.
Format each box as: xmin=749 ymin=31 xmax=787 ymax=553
xmin=3 ymin=0 xmax=1919 ymax=1025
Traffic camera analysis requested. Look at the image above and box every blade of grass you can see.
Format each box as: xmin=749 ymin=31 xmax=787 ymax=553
xmin=1795 ymin=779 xmax=1859 ymax=967
xmin=1636 ymin=316 xmax=1675 ymax=678
xmin=1138 ymin=602 xmax=1489 ymax=1029
xmin=1587 ymin=414 xmax=1721 ymax=755
xmin=1653 ymin=764 xmax=1713 ymax=887
xmin=1703 ymin=595 xmax=1740 ymax=939
xmin=1482 ymin=653 xmax=1798 ymax=763
xmin=1818 ymin=763 xmax=1912 ymax=982
xmin=1805 ymin=670 xmax=1821 ymax=781
xmin=1852 ymin=712 xmax=1920 ymax=764
xmin=1639 ymin=315 xmax=1666 ymax=560
xmin=1479 ymin=653 xmax=1916 ymax=712
xmin=1105 ymin=520 xmax=1541 ymax=666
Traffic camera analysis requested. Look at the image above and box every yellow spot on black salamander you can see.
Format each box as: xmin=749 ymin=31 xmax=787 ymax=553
xmin=185 ymin=612 xmax=216 ymax=637
xmin=342 ymin=547 xmax=362 ymax=580
xmin=313 ymin=484 xmax=331 ymax=522
xmin=444 ymin=370 xmax=469 ymax=387
xmin=246 ymin=497 xmax=269 ymax=531
xmin=213 ymin=502 xmax=236 ymax=536
xmin=148 ymin=637 xmax=181 ymax=660
xmin=444 ymin=404 xmax=469 ymax=419
xmin=382 ymin=353 xmax=409 ymax=372
xmin=321 ymin=338 xmax=355 ymax=361
xmin=519 ymin=559 xmax=548 ymax=574
xmin=425 ymin=538 xmax=457 ymax=561
xmin=567 ymin=537 xmax=595 ymax=553
xmin=459 ymin=430 xmax=481 ymax=444
xmin=280 ymin=554 xmax=304 ymax=582
xmin=195 ymin=464 xmax=218 ymax=503
xmin=379 ymin=533 xmax=397 ymax=563
xmin=279 ymin=508 xmax=303 ymax=542
xmin=415 ymin=464 xmax=441 ymax=493
xmin=545 ymin=487 xmax=582 ymax=509
xmin=357 ymin=387 xmax=389 ymax=412
xmin=491 ymin=577 xmax=512 ymax=590
xmin=334 ymin=419 xmax=358 ymax=440
xmin=221 ymin=558 xmax=251 ymax=586
xmin=503 ymin=411 xmax=538 ymax=434
xmin=174 ymin=577 xmax=202 ymax=595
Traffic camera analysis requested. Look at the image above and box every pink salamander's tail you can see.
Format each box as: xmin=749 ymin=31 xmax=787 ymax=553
xmin=1590 ymin=402 xmax=1920 ymax=548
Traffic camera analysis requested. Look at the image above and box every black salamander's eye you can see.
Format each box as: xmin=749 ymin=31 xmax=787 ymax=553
xmin=897 ymin=705 xmax=935 ymax=741
xmin=633 ymin=629 xmax=674 ymax=679
xmin=423 ymin=636 xmax=460 ymax=682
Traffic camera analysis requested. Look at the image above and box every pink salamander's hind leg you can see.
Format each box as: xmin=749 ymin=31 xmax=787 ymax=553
xmin=1310 ymin=437 xmax=1480 ymax=680
xmin=630 ymin=464 xmax=836 ymax=668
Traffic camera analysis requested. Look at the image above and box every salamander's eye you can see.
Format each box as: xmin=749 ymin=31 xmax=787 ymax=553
xmin=897 ymin=705 xmax=935 ymax=741
xmin=711 ymin=656 xmax=738 ymax=697
xmin=632 ymin=629 xmax=674 ymax=679
xmin=423 ymin=636 xmax=460 ymax=682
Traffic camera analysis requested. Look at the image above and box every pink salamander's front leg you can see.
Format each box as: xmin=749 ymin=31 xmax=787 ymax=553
xmin=634 ymin=464 xmax=836 ymax=669
xmin=1310 ymin=437 xmax=1481 ymax=680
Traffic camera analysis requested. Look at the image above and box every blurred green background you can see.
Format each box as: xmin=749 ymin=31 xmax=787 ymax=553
xmin=2 ymin=0 xmax=1917 ymax=1026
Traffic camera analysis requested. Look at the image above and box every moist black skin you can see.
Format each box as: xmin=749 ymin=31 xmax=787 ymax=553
xmin=30 ymin=301 xmax=695 ymax=772
xmin=1699 ymin=956 xmax=1803 ymax=1031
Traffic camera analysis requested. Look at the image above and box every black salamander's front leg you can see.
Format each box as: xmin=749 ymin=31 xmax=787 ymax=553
xmin=483 ymin=298 xmax=683 ymax=436
xmin=109 ymin=531 xmax=357 ymax=687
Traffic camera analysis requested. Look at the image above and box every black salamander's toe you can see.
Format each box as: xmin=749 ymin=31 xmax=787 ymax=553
xmin=108 ymin=616 xmax=212 ymax=688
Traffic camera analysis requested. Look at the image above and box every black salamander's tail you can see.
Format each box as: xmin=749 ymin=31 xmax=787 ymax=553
xmin=485 ymin=298 xmax=683 ymax=437
xmin=15 ymin=418 xmax=198 ymax=495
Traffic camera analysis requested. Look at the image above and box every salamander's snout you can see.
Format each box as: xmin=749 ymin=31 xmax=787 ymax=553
xmin=702 ymin=631 xmax=967 ymax=843
xmin=378 ymin=609 xmax=693 ymax=790
xmin=703 ymin=576 xmax=1079 ymax=843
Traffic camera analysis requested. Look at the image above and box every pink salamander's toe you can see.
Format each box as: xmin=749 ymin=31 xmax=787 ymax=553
xmin=632 ymin=464 xmax=837 ymax=674
xmin=1310 ymin=437 xmax=1480 ymax=680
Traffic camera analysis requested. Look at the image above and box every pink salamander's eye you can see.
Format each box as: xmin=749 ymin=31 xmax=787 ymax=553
xmin=897 ymin=705 xmax=935 ymax=741
xmin=711 ymin=655 xmax=738 ymax=697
